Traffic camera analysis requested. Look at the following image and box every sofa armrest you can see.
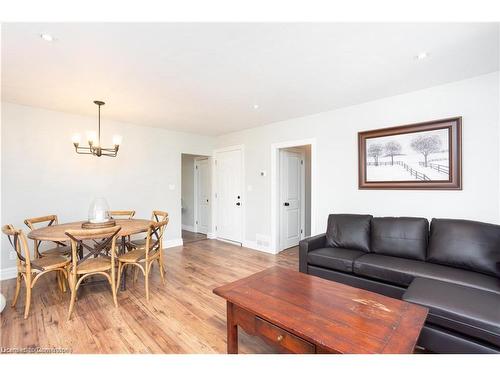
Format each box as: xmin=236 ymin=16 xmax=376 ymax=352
xmin=299 ymin=233 xmax=326 ymax=273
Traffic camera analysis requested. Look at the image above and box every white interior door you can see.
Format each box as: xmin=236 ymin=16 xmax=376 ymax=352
xmin=215 ymin=148 xmax=243 ymax=243
xmin=195 ymin=158 xmax=210 ymax=234
xmin=279 ymin=148 xmax=305 ymax=250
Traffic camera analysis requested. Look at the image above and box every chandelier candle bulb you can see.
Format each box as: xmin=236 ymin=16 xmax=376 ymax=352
xmin=71 ymin=133 xmax=81 ymax=145
xmin=86 ymin=131 xmax=97 ymax=144
xmin=112 ymin=135 xmax=122 ymax=146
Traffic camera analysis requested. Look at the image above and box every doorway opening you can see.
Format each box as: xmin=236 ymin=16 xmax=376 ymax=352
xmin=181 ymin=153 xmax=212 ymax=244
xmin=271 ymin=139 xmax=315 ymax=253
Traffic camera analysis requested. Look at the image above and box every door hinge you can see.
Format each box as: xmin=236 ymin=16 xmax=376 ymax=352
xmin=196 ymin=220 xmax=198 ymax=224
xmin=195 ymin=165 xmax=198 ymax=169
xmin=301 ymin=160 xmax=304 ymax=165
xmin=300 ymin=229 xmax=303 ymax=234
xmin=215 ymin=225 xmax=218 ymax=231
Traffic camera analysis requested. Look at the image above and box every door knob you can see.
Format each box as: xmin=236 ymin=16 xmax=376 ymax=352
xmin=236 ymin=202 xmax=241 ymax=206
xmin=237 ymin=195 xmax=241 ymax=199
xmin=283 ymin=202 xmax=290 ymax=206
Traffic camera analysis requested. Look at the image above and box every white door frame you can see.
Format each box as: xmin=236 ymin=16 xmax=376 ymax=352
xmin=213 ymin=144 xmax=245 ymax=245
xmin=271 ymin=138 xmax=317 ymax=254
xmin=193 ymin=157 xmax=209 ymax=234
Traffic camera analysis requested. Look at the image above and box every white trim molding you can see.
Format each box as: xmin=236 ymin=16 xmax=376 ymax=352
xmin=207 ymin=232 xmax=217 ymax=239
xmin=242 ymin=240 xmax=274 ymax=254
xmin=164 ymin=238 xmax=184 ymax=248
xmin=271 ymin=138 xmax=317 ymax=254
xmin=0 ymin=266 xmax=18 ymax=281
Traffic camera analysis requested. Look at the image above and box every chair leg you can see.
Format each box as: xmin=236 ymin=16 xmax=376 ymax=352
xmin=110 ymin=266 xmax=118 ymax=308
xmin=61 ymin=271 xmax=67 ymax=293
xmin=23 ymin=277 xmax=32 ymax=319
xmin=133 ymin=266 xmax=139 ymax=284
xmin=56 ymin=271 xmax=63 ymax=293
xmin=66 ymin=267 xmax=72 ymax=292
xmin=67 ymin=275 xmax=77 ymax=320
xmin=158 ymin=259 xmax=165 ymax=285
xmin=11 ymin=274 xmax=21 ymax=308
xmin=145 ymin=263 xmax=150 ymax=301
xmin=116 ymin=262 xmax=123 ymax=293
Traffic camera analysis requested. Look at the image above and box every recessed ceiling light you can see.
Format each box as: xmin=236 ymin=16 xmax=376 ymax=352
xmin=415 ymin=52 xmax=429 ymax=60
xmin=253 ymin=104 xmax=260 ymax=110
xmin=40 ymin=33 xmax=55 ymax=42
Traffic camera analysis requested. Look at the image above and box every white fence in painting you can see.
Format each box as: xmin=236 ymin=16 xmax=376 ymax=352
xmin=367 ymin=160 xmax=431 ymax=181
xmin=418 ymin=162 xmax=449 ymax=175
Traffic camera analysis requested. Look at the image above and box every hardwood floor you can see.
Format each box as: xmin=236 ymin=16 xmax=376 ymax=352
xmin=0 ymin=240 xmax=298 ymax=354
xmin=182 ymin=230 xmax=208 ymax=244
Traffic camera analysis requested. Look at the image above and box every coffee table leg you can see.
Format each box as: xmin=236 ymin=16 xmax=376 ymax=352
xmin=227 ymin=301 xmax=238 ymax=354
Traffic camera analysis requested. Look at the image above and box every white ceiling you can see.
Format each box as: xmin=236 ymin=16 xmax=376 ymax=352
xmin=2 ymin=23 xmax=499 ymax=136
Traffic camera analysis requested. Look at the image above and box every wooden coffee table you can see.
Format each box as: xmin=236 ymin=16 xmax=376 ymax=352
xmin=213 ymin=266 xmax=428 ymax=354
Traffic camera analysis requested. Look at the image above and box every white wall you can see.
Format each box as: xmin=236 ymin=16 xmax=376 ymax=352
xmin=2 ymin=72 xmax=499 ymax=271
xmin=216 ymin=72 xmax=500 ymax=252
xmin=1 ymin=102 xmax=215 ymax=277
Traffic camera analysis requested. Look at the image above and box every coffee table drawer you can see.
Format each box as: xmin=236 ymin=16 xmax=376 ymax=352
xmin=255 ymin=317 xmax=315 ymax=353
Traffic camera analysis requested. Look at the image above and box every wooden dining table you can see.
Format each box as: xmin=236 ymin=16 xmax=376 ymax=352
xmin=28 ymin=218 xmax=153 ymax=290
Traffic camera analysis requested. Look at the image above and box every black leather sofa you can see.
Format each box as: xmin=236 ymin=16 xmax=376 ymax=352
xmin=299 ymin=214 xmax=500 ymax=353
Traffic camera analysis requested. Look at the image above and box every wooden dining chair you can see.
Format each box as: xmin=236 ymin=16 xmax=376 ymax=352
xmin=108 ymin=210 xmax=136 ymax=219
xmin=2 ymin=224 xmax=70 ymax=319
xmin=65 ymin=226 xmax=121 ymax=320
xmin=24 ymin=215 xmax=71 ymax=258
xmin=116 ymin=218 xmax=169 ymax=301
xmin=130 ymin=210 xmax=169 ymax=248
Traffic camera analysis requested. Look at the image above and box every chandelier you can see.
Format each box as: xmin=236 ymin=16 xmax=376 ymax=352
xmin=72 ymin=100 xmax=122 ymax=157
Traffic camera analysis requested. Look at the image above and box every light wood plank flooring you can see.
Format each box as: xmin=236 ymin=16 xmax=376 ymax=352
xmin=182 ymin=230 xmax=208 ymax=244
xmin=0 ymin=240 xmax=298 ymax=354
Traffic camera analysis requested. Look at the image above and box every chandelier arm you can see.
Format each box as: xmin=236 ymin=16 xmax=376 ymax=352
xmin=75 ymin=149 xmax=94 ymax=155
xmin=101 ymin=152 xmax=117 ymax=157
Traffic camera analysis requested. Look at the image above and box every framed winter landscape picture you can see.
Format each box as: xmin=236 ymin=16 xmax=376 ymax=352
xmin=358 ymin=117 xmax=462 ymax=189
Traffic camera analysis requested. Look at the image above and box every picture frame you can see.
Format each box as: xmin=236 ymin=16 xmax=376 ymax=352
xmin=358 ymin=117 xmax=462 ymax=190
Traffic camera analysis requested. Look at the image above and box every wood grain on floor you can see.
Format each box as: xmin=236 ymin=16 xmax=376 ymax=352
xmin=0 ymin=240 xmax=298 ymax=354
xmin=181 ymin=230 xmax=208 ymax=244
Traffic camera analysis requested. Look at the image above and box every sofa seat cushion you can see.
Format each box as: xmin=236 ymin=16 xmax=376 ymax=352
xmin=353 ymin=254 xmax=500 ymax=295
xmin=403 ymin=278 xmax=500 ymax=347
xmin=307 ymin=247 xmax=365 ymax=273
xmin=326 ymin=214 xmax=372 ymax=252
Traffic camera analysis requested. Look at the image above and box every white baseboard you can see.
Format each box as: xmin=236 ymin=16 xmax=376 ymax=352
xmin=182 ymin=224 xmax=195 ymax=232
xmin=164 ymin=238 xmax=183 ymax=248
xmin=242 ymin=241 xmax=275 ymax=254
xmin=207 ymin=232 xmax=216 ymax=239
xmin=0 ymin=267 xmax=17 ymax=281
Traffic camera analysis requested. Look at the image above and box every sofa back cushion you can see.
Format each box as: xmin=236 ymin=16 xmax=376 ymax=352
xmin=371 ymin=217 xmax=428 ymax=261
xmin=326 ymin=214 xmax=372 ymax=252
xmin=428 ymin=218 xmax=500 ymax=277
